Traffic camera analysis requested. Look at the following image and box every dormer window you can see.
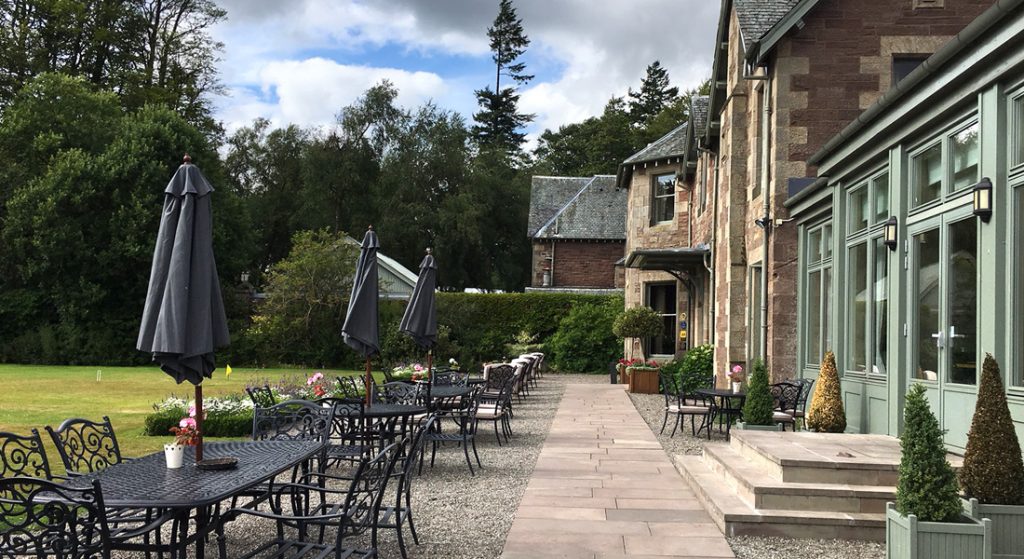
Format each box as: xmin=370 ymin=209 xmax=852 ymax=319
xmin=651 ymin=172 xmax=676 ymax=224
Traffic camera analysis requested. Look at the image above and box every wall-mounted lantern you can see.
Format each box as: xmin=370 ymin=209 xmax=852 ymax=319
xmin=883 ymin=216 xmax=899 ymax=251
xmin=973 ymin=177 xmax=993 ymax=223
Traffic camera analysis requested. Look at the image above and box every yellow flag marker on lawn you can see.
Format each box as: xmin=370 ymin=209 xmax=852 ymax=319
xmin=226 ymin=364 xmax=233 ymax=377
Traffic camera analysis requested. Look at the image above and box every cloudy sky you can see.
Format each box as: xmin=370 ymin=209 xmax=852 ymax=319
xmin=211 ymin=0 xmax=719 ymax=143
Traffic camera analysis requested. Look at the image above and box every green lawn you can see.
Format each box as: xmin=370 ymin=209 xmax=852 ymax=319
xmin=0 ymin=364 xmax=375 ymax=467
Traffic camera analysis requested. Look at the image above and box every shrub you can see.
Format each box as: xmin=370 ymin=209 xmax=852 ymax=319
xmin=547 ymin=301 xmax=622 ymax=373
xmin=806 ymin=351 xmax=846 ymax=433
xmin=144 ymin=405 xmax=253 ymax=438
xmin=612 ymin=306 xmax=663 ymax=360
xmin=661 ymin=344 xmax=714 ymax=395
xmin=960 ymin=353 xmax=1024 ymax=505
xmin=896 ymin=383 xmax=962 ymax=522
xmin=742 ymin=359 xmax=774 ymax=425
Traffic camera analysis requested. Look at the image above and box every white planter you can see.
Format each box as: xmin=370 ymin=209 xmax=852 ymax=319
xmin=164 ymin=444 xmax=184 ymax=469
xmin=731 ymin=382 xmax=743 ymax=394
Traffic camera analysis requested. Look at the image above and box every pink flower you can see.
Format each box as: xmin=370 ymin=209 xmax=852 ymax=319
xmin=413 ymin=364 xmax=424 ymax=372
xmin=731 ymin=365 xmax=743 ymax=374
xmin=188 ymin=405 xmax=196 ymax=417
xmin=179 ymin=417 xmax=196 ymax=429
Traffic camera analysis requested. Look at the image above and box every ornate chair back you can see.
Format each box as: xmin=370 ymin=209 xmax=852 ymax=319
xmin=0 ymin=477 xmax=111 ymax=558
xmin=45 ymin=417 xmax=123 ymax=476
xmin=1 ymin=429 xmax=53 ymax=480
xmin=252 ymin=400 xmax=334 ymax=443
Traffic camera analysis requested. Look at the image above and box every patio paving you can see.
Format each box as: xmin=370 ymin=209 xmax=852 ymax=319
xmin=501 ymin=384 xmax=735 ymax=559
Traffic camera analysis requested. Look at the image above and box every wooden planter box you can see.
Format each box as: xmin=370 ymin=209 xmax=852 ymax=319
xmin=736 ymin=421 xmax=783 ymax=431
xmin=964 ymin=498 xmax=1024 ymax=559
xmin=616 ymin=364 xmax=628 ymax=385
xmin=886 ymin=502 xmax=991 ymax=559
xmin=627 ymin=367 xmax=659 ymax=394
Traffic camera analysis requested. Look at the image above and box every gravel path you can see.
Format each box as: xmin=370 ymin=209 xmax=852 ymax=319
xmin=628 ymin=391 xmax=885 ymax=559
xmin=113 ymin=373 xmax=606 ymax=559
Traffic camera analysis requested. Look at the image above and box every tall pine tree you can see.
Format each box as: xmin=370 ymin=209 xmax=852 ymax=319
xmin=472 ymin=0 xmax=534 ymax=156
xmin=628 ymin=61 xmax=679 ymax=126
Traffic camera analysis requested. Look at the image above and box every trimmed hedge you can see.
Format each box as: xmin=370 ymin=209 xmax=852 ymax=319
xmin=144 ymin=407 xmax=253 ymax=438
xmin=546 ymin=300 xmax=622 ymax=373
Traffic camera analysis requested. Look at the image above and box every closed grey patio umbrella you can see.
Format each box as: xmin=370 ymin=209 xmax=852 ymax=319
xmin=137 ymin=154 xmax=230 ymax=462
xmin=342 ymin=226 xmax=380 ymax=405
xmin=399 ymin=249 xmax=438 ymax=373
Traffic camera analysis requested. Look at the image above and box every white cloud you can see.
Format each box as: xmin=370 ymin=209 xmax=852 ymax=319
xmin=211 ymin=0 xmax=719 ymax=141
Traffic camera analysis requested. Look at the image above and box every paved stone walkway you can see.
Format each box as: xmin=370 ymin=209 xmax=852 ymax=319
xmin=501 ymin=384 xmax=735 ymax=559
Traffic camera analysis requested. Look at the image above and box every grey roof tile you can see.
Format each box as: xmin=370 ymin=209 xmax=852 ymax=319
xmin=532 ymin=175 xmax=626 ymax=240
xmin=623 ymin=121 xmax=689 ymax=165
xmin=734 ymin=0 xmax=800 ymax=45
xmin=528 ymin=176 xmax=591 ymax=237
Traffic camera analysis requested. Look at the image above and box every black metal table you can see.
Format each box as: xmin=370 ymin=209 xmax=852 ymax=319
xmin=66 ymin=440 xmax=323 ymax=558
xmin=695 ymin=388 xmax=747 ymax=438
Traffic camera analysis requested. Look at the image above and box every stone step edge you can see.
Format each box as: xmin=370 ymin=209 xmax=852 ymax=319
xmin=674 ymin=453 xmax=886 ymax=534
xmin=704 ymin=444 xmax=896 ymax=499
xmin=729 ymin=431 xmax=899 ymax=472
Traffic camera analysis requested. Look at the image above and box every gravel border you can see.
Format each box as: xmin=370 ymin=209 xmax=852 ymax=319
xmin=113 ymin=373 xmax=605 ymax=559
xmin=628 ymin=391 xmax=885 ymax=559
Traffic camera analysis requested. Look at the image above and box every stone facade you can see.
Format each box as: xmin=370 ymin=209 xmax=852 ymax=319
xmin=628 ymin=0 xmax=992 ymax=382
xmin=531 ymin=240 xmax=625 ymax=289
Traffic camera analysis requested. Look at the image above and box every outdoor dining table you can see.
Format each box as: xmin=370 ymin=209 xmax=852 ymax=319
xmin=64 ymin=440 xmax=324 ymax=558
xmin=695 ymin=388 xmax=747 ymax=437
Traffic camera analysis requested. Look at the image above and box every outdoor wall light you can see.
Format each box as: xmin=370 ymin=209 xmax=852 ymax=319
xmin=883 ymin=216 xmax=898 ymax=251
xmin=240 ymin=271 xmax=250 ymax=284
xmin=973 ymin=177 xmax=993 ymax=222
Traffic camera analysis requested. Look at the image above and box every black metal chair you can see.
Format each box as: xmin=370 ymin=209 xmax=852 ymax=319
xmin=1 ymin=429 xmax=53 ymax=480
xmin=660 ymin=372 xmax=712 ymax=439
xmin=0 ymin=477 xmax=112 ymax=558
xmin=315 ymin=397 xmax=372 ymax=468
xmin=791 ymin=378 xmax=815 ymax=428
xmin=372 ymin=416 xmax=438 ymax=559
xmin=245 ymin=384 xmax=277 ymax=408
xmin=252 ymin=400 xmax=335 ymax=443
xmin=431 ymin=371 xmax=469 ymax=387
xmin=45 ymin=416 xmax=124 ymax=476
xmin=477 ymin=372 xmax=516 ymax=445
xmin=770 ymin=382 xmax=802 ymax=431
xmin=380 ymin=382 xmax=423 ymax=405
xmin=483 ymin=363 xmax=517 ymax=418
xmin=336 ymin=376 xmax=364 ymax=399
xmin=215 ymin=442 xmax=403 ymax=559
xmin=420 ymin=387 xmax=483 ymax=476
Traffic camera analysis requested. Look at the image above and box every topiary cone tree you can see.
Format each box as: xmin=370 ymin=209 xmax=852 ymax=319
xmin=742 ymin=359 xmax=774 ymax=425
xmin=806 ymin=351 xmax=846 ymax=433
xmin=960 ymin=353 xmax=1024 ymax=505
xmin=896 ymin=383 xmax=963 ymax=522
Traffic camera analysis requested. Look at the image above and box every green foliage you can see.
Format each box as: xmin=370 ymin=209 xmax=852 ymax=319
xmin=613 ymin=307 xmax=664 ymax=340
xmin=960 ymin=354 xmax=1024 ymax=505
xmin=896 ymin=384 xmax=963 ymax=522
xmin=144 ymin=406 xmax=252 ymax=438
xmin=742 ymin=359 xmax=775 ymax=426
xmin=628 ymin=61 xmax=679 ymax=126
xmin=661 ymin=343 xmax=714 ymax=396
xmin=547 ymin=302 xmax=622 ymax=373
xmin=244 ymin=229 xmax=359 ymax=368
xmin=806 ymin=351 xmax=847 ymax=433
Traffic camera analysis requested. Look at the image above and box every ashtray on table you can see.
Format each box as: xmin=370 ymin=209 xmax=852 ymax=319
xmin=196 ymin=457 xmax=238 ymax=470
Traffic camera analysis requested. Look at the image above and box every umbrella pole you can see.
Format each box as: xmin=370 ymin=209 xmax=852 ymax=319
xmin=195 ymin=384 xmax=204 ymax=462
xmin=364 ymin=358 xmax=372 ymax=407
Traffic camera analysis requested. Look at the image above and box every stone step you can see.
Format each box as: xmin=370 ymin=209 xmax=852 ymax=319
xmin=703 ymin=444 xmax=894 ymax=514
xmin=674 ymin=453 xmax=886 ymax=541
xmin=729 ymin=430 xmax=901 ymax=486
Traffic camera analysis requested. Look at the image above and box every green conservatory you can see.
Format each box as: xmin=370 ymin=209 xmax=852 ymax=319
xmin=787 ymin=2 xmax=1024 ymax=450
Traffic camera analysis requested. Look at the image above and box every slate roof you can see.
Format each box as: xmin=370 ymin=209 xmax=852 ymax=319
xmin=734 ymin=0 xmax=800 ymax=45
xmin=623 ymin=121 xmax=689 ymax=165
xmin=530 ymin=175 xmax=626 ymax=241
xmin=691 ymin=95 xmax=710 ymax=138
xmin=528 ymin=176 xmax=591 ymax=237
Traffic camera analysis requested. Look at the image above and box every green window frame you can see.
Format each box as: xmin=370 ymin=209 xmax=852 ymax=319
xmin=844 ymin=169 xmax=891 ymax=379
xmin=1010 ymin=88 xmax=1024 ymax=169
xmin=645 ymin=282 xmax=677 ymax=356
xmin=908 ymin=118 xmax=980 ymax=211
xmin=1014 ymin=182 xmax=1024 ymax=388
xmin=803 ymin=221 xmax=833 ymax=368
xmin=749 ymin=264 xmax=763 ymax=361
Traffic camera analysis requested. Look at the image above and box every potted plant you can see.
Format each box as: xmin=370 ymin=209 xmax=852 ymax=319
xmin=612 ymin=306 xmax=664 ymax=363
xmin=738 ymin=359 xmax=782 ymax=431
xmin=806 ymin=351 xmax=846 ymax=433
xmin=886 ymin=383 xmax=992 ymax=559
xmin=960 ymin=354 xmax=1024 ymax=559
xmin=726 ymin=364 xmax=745 ymax=393
xmin=625 ymin=359 xmax=661 ymax=394
xmin=166 ymin=409 xmax=200 ymax=469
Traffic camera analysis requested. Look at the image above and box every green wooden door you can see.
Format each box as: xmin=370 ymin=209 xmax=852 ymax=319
xmin=907 ymin=206 xmax=978 ymax=450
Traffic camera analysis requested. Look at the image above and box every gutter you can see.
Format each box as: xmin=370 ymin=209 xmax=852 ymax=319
xmin=808 ymin=0 xmax=1024 ymax=167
